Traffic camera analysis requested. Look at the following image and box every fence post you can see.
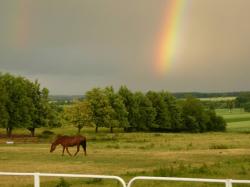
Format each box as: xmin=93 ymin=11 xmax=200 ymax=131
xmin=226 ymin=179 xmax=232 ymax=187
xmin=34 ymin=173 xmax=40 ymax=187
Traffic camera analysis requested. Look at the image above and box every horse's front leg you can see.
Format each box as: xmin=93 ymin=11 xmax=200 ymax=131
xmin=66 ymin=147 xmax=72 ymax=156
xmin=62 ymin=147 xmax=65 ymax=156
xmin=74 ymin=145 xmax=80 ymax=156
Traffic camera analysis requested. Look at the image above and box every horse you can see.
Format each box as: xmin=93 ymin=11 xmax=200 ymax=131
xmin=50 ymin=135 xmax=87 ymax=156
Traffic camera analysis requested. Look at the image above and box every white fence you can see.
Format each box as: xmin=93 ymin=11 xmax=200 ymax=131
xmin=0 ymin=172 xmax=126 ymax=187
xmin=1 ymin=172 xmax=250 ymax=187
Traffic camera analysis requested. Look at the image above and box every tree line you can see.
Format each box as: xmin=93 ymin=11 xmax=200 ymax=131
xmin=0 ymin=73 xmax=226 ymax=136
xmin=66 ymin=86 xmax=226 ymax=133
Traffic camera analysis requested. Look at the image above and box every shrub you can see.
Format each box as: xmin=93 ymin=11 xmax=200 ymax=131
xmin=55 ymin=178 xmax=70 ymax=187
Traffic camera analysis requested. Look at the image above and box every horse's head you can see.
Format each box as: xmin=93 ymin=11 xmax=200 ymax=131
xmin=50 ymin=142 xmax=57 ymax=153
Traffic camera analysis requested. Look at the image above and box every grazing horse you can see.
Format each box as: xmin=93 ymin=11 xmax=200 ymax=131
xmin=50 ymin=135 xmax=87 ymax=156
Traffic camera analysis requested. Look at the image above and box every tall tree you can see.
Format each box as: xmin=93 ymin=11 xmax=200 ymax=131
xmin=118 ymin=86 xmax=139 ymax=131
xmin=0 ymin=75 xmax=9 ymax=131
xmin=146 ymin=91 xmax=171 ymax=130
xmin=161 ymin=91 xmax=182 ymax=131
xmin=0 ymin=74 xmax=33 ymax=137
xmin=133 ymin=92 xmax=156 ymax=131
xmin=104 ymin=86 xmax=128 ymax=133
xmin=64 ymin=100 xmax=93 ymax=133
xmin=0 ymin=73 xmax=54 ymax=137
xmin=86 ymin=88 xmax=112 ymax=133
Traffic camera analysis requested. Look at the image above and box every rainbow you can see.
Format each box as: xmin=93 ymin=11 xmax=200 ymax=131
xmin=8 ymin=1 xmax=30 ymax=48
xmin=155 ymin=0 xmax=187 ymax=76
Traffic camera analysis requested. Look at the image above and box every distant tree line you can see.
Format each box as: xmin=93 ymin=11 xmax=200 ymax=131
xmin=173 ymin=92 xmax=250 ymax=99
xmin=65 ymin=86 xmax=226 ymax=133
xmin=235 ymin=93 xmax=250 ymax=112
xmin=0 ymin=73 xmax=61 ymax=137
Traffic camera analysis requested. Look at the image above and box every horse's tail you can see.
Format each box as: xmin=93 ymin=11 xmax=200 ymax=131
xmin=81 ymin=137 xmax=87 ymax=156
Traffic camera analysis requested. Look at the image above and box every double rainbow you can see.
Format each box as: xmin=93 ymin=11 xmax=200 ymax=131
xmin=155 ymin=0 xmax=187 ymax=76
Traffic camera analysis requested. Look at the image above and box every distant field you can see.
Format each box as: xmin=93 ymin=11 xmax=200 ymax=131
xmin=199 ymin=97 xmax=236 ymax=101
xmin=1 ymin=126 xmax=250 ymax=187
xmin=216 ymin=108 xmax=250 ymax=132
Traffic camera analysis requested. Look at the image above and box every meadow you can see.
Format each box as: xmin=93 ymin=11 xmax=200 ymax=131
xmin=0 ymin=108 xmax=250 ymax=187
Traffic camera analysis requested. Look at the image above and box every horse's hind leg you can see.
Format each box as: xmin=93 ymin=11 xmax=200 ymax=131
xmin=62 ymin=147 xmax=65 ymax=156
xmin=81 ymin=141 xmax=87 ymax=156
xmin=74 ymin=145 xmax=80 ymax=156
xmin=66 ymin=147 xmax=72 ymax=156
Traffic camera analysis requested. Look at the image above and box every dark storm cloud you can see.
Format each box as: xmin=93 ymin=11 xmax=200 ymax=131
xmin=0 ymin=0 xmax=250 ymax=94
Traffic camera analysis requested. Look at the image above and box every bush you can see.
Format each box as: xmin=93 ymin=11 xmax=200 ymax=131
xmin=38 ymin=130 xmax=55 ymax=139
xmin=55 ymin=178 xmax=71 ymax=187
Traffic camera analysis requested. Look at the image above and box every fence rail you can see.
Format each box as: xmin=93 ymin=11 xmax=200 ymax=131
xmin=1 ymin=172 xmax=250 ymax=187
xmin=0 ymin=172 xmax=126 ymax=187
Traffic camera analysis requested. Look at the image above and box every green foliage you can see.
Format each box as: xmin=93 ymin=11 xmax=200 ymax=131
xmin=242 ymin=102 xmax=250 ymax=112
xmin=118 ymin=86 xmax=139 ymax=131
xmin=64 ymin=100 xmax=93 ymax=132
xmin=146 ymin=91 xmax=171 ymax=130
xmin=85 ymin=88 xmax=113 ymax=132
xmin=132 ymin=92 xmax=156 ymax=131
xmin=235 ymin=92 xmax=250 ymax=112
xmin=181 ymin=97 xmax=226 ymax=132
xmin=55 ymin=178 xmax=71 ymax=187
xmin=0 ymin=73 xmax=60 ymax=137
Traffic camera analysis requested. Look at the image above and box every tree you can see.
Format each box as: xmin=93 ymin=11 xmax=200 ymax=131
xmin=180 ymin=97 xmax=226 ymax=132
xmin=226 ymin=100 xmax=235 ymax=112
xmin=86 ymin=88 xmax=113 ymax=133
xmin=243 ymin=102 xmax=250 ymax=112
xmin=118 ymin=86 xmax=139 ymax=131
xmin=146 ymin=91 xmax=171 ymax=130
xmin=235 ymin=92 xmax=250 ymax=108
xmin=0 ymin=76 xmax=9 ymax=131
xmin=64 ymin=100 xmax=93 ymax=133
xmin=104 ymin=86 xmax=128 ymax=133
xmin=133 ymin=92 xmax=156 ymax=131
xmin=1 ymin=74 xmax=34 ymax=137
xmin=161 ymin=91 xmax=182 ymax=131
xmin=181 ymin=97 xmax=207 ymax=132
xmin=0 ymin=73 xmax=54 ymax=137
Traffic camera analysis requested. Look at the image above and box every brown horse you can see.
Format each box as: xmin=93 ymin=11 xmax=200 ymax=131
xmin=50 ymin=135 xmax=87 ymax=156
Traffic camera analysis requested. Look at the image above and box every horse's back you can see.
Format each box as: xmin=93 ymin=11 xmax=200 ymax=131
xmin=56 ymin=135 xmax=86 ymax=145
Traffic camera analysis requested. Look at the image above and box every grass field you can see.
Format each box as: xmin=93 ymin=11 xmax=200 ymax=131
xmin=217 ymin=108 xmax=250 ymax=132
xmin=1 ymin=108 xmax=250 ymax=187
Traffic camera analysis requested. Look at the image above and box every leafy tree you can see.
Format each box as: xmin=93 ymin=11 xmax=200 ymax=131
xmin=180 ymin=97 xmax=226 ymax=132
xmin=205 ymin=109 xmax=226 ymax=131
xmin=243 ymin=102 xmax=250 ymax=112
xmin=0 ymin=73 xmax=55 ymax=137
xmin=133 ymin=92 xmax=156 ymax=131
xmin=0 ymin=76 xmax=9 ymax=131
xmin=161 ymin=91 xmax=182 ymax=131
xmin=64 ymin=100 xmax=93 ymax=133
xmin=1 ymin=74 xmax=34 ymax=137
xmin=181 ymin=97 xmax=207 ymax=132
xmin=226 ymin=100 xmax=235 ymax=112
xmin=104 ymin=86 xmax=128 ymax=133
xmin=118 ymin=86 xmax=139 ymax=131
xmin=86 ymin=88 xmax=112 ymax=133
xmin=146 ymin=91 xmax=171 ymax=130
xmin=235 ymin=92 xmax=250 ymax=107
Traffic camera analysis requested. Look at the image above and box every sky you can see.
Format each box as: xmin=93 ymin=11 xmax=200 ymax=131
xmin=1 ymin=0 xmax=250 ymax=95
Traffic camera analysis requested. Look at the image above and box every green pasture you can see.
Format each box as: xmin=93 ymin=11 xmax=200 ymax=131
xmin=1 ymin=108 xmax=250 ymax=187
xmin=1 ymin=126 xmax=250 ymax=187
xmin=216 ymin=108 xmax=250 ymax=132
